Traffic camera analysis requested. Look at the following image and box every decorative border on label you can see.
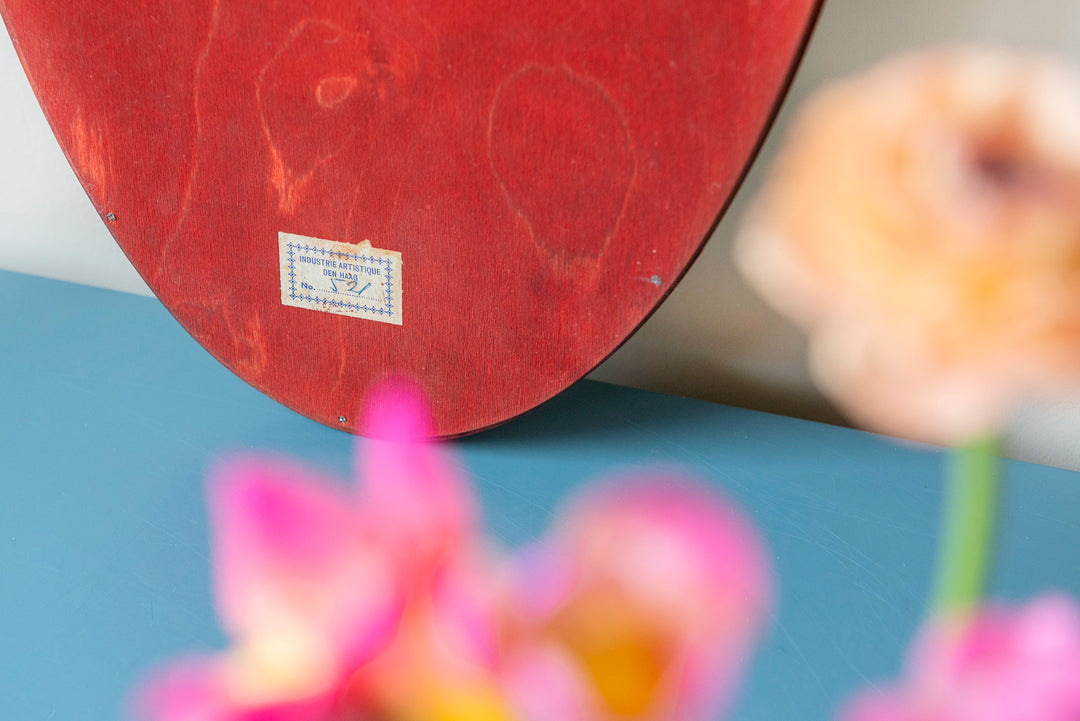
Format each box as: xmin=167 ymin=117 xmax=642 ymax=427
xmin=278 ymin=232 xmax=402 ymax=325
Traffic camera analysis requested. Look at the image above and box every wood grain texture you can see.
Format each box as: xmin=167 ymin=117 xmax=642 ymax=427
xmin=0 ymin=0 xmax=821 ymax=436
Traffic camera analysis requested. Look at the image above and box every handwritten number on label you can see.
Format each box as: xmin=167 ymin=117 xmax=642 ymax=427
xmin=329 ymin=279 xmax=373 ymax=297
xmin=343 ymin=280 xmax=370 ymax=297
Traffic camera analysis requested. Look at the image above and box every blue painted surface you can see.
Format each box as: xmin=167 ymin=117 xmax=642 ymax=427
xmin=1 ymin=268 xmax=1078 ymax=720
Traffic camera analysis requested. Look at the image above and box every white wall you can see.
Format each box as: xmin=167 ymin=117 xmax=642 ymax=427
xmin=0 ymin=31 xmax=151 ymax=295
xmin=4 ymin=0 xmax=1080 ymax=467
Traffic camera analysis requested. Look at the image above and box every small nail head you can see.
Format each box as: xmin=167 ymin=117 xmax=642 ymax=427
xmin=338 ymin=415 xmax=347 ymax=424
xmin=106 ymin=212 xmax=116 ymax=222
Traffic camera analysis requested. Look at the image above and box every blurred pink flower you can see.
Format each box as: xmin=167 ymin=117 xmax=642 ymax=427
xmin=736 ymin=47 xmax=1080 ymax=444
xmin=135 ymin=454 xmax=405 ymax=720
xmin=134 ymin=382 xmax=496 ymax=721
xmin=355 ymin=382 xmax=478 ymax=578
xmin=134 ymin=384 xmax=773 ymax=721
xmin=498 ymin=475 xmax=773 ymax=721
xmin=841 ymin=594 xmax=1080 ymax=721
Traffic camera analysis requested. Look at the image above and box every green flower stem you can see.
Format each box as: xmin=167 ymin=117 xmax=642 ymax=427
xmin=931 ymin=436 xmax=1000 ymax=616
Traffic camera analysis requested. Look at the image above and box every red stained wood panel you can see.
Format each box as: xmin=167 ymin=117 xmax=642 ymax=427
xmin=1 ymin=0 xmax=820 ymax=436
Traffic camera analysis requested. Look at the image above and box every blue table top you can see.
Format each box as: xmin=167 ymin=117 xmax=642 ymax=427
xmin=2 ymin=269 xmax=1079 ymax=720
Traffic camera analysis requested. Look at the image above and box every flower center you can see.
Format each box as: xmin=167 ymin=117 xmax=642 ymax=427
xmin=552 ymin=593 xmax=671 ymax=715
xmin=224 ymin=621 xmax=337 ymax=705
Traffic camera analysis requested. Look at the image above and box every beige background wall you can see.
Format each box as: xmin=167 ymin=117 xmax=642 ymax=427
xmin=4 ymin=0 xmax=1080 ymax=467
xmin=590 ymin=0 xmax=1080 ymax=469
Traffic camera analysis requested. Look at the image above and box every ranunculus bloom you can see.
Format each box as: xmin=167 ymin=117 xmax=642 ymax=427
xmin=841 ymin=594 xmax=1080 ymax=721
xmin=498 ymin=476 xmax=772 ymax=721
xmin=135 ymin=454 xmax=406 ymax=720
xmin=134 ymin=383 xmax=497 ymax=721
xmin=736 ymin=47 xmax=1080 ymax=444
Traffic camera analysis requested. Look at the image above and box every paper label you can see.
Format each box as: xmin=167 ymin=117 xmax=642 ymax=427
xmin=279 ymin=232 xmax=402 ymax=325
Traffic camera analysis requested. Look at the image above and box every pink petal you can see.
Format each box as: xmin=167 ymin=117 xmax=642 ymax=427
xmin=670 ymin=637 xmax=746 ymax=721
xmin=841 ymin=594 xmax=1080 ymax=721
xmin=505 ymin=542 xmax=578 ymax=621
xmin=132 ymin=658 xmax=342 ymax=721
xmin=132 ymin=658 xmax=230 ymax=721
xmin=355 ymin=379 xmax=477 ymax=570
xmin=502 ymin=645 xmax=591 ymax=721
xmin=558 ymin=473 xmax=773 ymax=643
xmin=208 ymin=454 xmax=402 ymax=666
xmin=431 ymin=553 xmax=504 ymax=669
xmin=504 ymin=473 xmax=773 ymax=721
xmin=209 ymin=455 xmax=358 ymax=638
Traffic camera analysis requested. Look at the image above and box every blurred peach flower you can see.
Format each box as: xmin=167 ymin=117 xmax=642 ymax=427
xmin=736 ymin=47 xmax=1080 ymax=444
xmin=498 ymin=476 xmax=772 ymax=721
xmin=134 ymin=383 xmax=772 ymax=721
xmin=841 ymin=594 xmax=1080 ymax=721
